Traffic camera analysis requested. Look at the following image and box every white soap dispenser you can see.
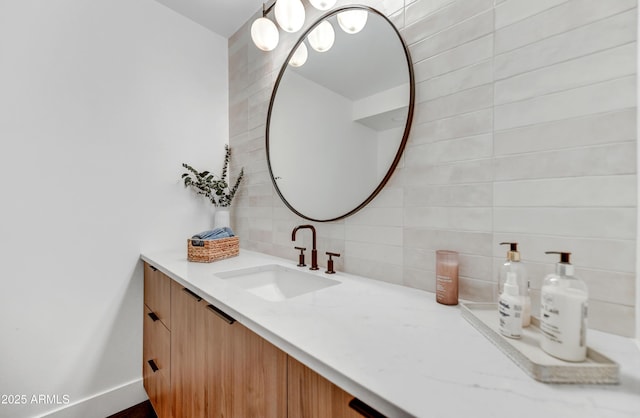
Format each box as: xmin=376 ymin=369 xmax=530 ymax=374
xmin=540 ymin=251 xmax=588 ymax=362
xmin=498 ymin=242 xmax=531 ymax=327
xmin=499 ymin=272 xmax=523 ymax=339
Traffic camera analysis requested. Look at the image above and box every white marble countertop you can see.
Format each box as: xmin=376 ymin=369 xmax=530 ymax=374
xmin=140 ymin=249 xmax=640 ymax=418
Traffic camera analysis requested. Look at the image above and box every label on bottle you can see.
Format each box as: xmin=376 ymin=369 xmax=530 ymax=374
xmin=498 ymin=295 xmax=522 ymax=338
xmin=436 ymin=275 xmax=457 ymax=304
xmin=540 ymin=286 xmax=588 ymax=361
xmin=436 ymin=275 xmax=452 ymax=291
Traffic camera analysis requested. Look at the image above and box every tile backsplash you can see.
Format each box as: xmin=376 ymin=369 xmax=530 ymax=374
xmin=228 ymin=0 xmax=637 ymax=337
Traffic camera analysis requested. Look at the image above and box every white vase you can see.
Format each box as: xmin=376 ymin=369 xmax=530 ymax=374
xmin=214 ymin=207 xmax=230 ymax=229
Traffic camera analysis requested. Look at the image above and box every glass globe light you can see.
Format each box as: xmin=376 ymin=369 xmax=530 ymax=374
xmin=251 ymin=17 xmax=279 ymax=51
xmin=289 ymin=42 xmax=308 ymax=67
xmin=309 ymin=0 xmax=337 ymax=11
xmin=308 ymin=20 xmax=335 ymax=52
xmin=275 ymin=0 xmax=305 ymax=33
xmin=337 ymin=10 xmax=368 ymax=34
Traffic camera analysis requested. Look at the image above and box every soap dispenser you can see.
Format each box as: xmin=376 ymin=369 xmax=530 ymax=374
xmin=540 ymin=251 xmax=588 ymax=362
xmin=498 ymin=242 xmax=530 ymax=327
xmin=499 ymin=272 xmax=523 ymax=339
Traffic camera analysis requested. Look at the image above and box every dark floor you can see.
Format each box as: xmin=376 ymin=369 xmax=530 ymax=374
xmin=106 ymin=400 xmax=156 ymax=418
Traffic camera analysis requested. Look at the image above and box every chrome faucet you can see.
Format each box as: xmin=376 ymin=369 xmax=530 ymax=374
xmin=292 ymin=225 xmax=318 ymax=270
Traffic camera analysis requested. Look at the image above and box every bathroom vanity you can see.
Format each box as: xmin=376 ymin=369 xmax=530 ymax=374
xmin=141 ymin=249 xmax=640 ymax=418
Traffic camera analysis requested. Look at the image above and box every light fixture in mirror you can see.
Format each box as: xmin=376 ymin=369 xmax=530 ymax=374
xmin=337 ymin=9 xmax=368 ymax=34
xmin=275 ymin=0 xmax=305 ymax=33
xmin=267 ymin=6 xmax=415 ymax=222
xmin=308 ymin=20 xmax=335 ymax=52
xmin=289 ymin=42 xmax=308 ymax=67
xmin=251 ymin=17 xmax=280 ymax=51
xmin=309 ymin=0 xmax=337 ymax=10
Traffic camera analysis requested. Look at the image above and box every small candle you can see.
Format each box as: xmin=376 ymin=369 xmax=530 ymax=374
xmin=436 ymin=250 xmax=459 ymax=305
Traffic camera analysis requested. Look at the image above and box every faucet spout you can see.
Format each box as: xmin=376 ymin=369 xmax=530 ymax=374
xmin=292 ymin=225 xmax=318 ymax=270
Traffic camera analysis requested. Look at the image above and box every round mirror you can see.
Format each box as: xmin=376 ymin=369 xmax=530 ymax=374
xmin=267 ymin=6 xmax=414 ymax=222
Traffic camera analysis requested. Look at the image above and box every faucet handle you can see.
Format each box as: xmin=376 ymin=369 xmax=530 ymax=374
xmin=325 ymin=252 xmax=340 ymax=274
xmin=294 ymin=246 xmax=307 ymax=267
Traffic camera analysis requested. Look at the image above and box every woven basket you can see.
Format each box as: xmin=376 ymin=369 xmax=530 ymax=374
xmin=187 ymin=236 xmax=239 ymax=263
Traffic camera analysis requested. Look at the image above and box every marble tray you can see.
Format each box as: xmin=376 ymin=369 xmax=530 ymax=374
xmin=460 ymin=303 xmax=619 ymax=384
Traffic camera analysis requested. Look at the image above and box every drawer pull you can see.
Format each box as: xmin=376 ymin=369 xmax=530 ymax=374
xmin=206 ymin=304 xmax=236 ymax=325
xmin=149 ymin=265 xmax=158 ymax=272
xmin=148 ymin=359 xmax=159 ymax=373
xmin=182 ymin=287 xmax=202 ymax=302
xmin=147 ymin=312 xmax=160 ymax=322
xmin=348 ymin=398 xmax=386 ymax=418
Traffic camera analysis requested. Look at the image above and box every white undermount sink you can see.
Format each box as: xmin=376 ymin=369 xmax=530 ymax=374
xmin=216 ymin=264 xmax=340 ymax=302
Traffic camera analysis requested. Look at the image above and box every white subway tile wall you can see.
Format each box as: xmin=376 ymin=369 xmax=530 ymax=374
xmin=229 ymin=0 xmax=637 ymax=336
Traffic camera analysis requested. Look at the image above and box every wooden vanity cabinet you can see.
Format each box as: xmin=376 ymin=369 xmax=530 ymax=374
xmin=143 ymin=264 xmax=172 ymax=418
xmin=203 ymin=302 xmax=287 ymax=417
xmin=143 ymin=261 xmax=371 ymax=418
xmin=144 ymin=263 xmax=171 ymax=329
xmin=170 ymin=279 xmax=287 ymax=418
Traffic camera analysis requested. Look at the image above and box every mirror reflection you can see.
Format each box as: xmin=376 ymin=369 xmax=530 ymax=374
xmin=267 ymin=7 xmax=414 ymax=221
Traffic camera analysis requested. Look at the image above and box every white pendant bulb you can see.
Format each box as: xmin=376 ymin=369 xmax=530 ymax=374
xmin=275 ymin=0 xmax=305 ymax=33
xmin=309 ymin=0 xmax=337 ymax=11
xmin=289 ymin=42 xmax=308 ymax=67
xmin=251 ymin=17 xmax=279 ymax=51
xmin=337 ymin=10 xmax=368 ymax=34
xmin=308 ymin=20 xmax=335 ymax=52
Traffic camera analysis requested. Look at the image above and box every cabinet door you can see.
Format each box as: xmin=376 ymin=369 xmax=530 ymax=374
xmin=203 ymin=303 xmax=232 ymax=418
xmin=143 ymin=305 xmax=171 ymax=418
xmin=288 ymin=357 xmax=364 ymax=418
xmin=231 ymin=320 xmax=287 ymax=417
xmin=144 ymin=263 xmax=171 ymax=330
xmin=170 ymin=281 xmax=206 ymax=418
xmin=203 ymin=303 xmax=287 ymax=418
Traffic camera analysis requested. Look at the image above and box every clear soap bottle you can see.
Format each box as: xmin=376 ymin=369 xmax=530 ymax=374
xmin=540 ymin=251 xmax=588 ymax=362
xmin=498 ymin=242 xmax=530 ymax=327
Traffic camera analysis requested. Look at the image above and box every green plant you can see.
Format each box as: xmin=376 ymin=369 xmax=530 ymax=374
xmin=181 ymin=144 xmax=245 ymax=207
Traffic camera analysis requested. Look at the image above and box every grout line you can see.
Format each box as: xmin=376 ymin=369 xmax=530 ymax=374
xmin=494 ymin=5 xmax=637 ymax=55
xmin=493 ymin=73 xmax=635 ymax=111
xmin=494 ymin=40 xmax=636 ymax=83
xmin=492 ymin=107 xmax=635 ymax=135
xmin=493 ymin=0 xmax=571 ymax=31
xmin=492 ymin=137 xmax=637 ymax=159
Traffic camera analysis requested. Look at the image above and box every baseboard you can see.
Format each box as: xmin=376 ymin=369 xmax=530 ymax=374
xmin=39 ymin=378 xmax=147 ymax=418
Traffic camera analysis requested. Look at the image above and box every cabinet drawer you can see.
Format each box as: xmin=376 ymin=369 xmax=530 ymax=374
xmin=144 ymin=262 xmax=171 ymax=330
xmin=144 ymin=305 xmax=171 ymax=418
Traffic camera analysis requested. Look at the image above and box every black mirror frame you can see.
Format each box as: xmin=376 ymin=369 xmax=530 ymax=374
xmin=266 ymin=5 xmax=415 ymax=222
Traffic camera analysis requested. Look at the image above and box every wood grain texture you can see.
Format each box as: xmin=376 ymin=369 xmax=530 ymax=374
xmin=144 ymin=262 xmax=172 ymax=330
xmin=231 ymin=322 xmax=287 ymax=417
xmin=204 ymin=303 xmax=287 ymax=418
xmin=143 ymin=305 xmax=171 ymax=418
xmin=203 ymin=303 xmax=232 ymax=418
xmin=288 ymin=357 xmax=361 ymax=418
xmin=170 ymin=280 xmax=206 ymax=418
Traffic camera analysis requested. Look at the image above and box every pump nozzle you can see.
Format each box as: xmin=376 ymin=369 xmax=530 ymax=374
xmin=545 ymin=251 xmax=574 ymax=276
xmin=500 ymin=242 xmax=520 ymax=261
xmin=545 ymin=251 xmax=571 ymax=264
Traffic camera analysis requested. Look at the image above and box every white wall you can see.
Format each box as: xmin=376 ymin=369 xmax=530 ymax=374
xmin=270 ymin=71 xmax=378 ymax=218
xmin=0 ymin=1 xmax=228 ymax=417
